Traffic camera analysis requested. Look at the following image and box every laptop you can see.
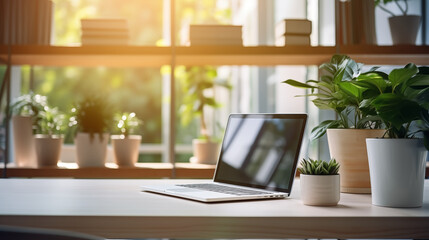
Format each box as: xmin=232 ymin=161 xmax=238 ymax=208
xmin=142 ymin=113 xmax=307 ymax=202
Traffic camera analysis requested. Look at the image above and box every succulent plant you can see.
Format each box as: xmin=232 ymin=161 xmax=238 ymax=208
xmin=298 ymin=158 xmax=340 ymax=175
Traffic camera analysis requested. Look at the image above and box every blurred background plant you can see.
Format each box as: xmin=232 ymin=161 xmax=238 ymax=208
xmin=36 ymin=107 xmax=66 ymax=136
xmin=113 ymin=112 xmax=143 ymax=137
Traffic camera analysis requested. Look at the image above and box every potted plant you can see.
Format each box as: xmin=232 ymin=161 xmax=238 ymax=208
xmin=69 ymin=95 xmax=112 ymax=168
xmin=299 ymin=158 xmax=340 ymax=206
xmin=10 ymin=92 xmax=47 ymax=167
xmin=375 ymin=0 xmax=421 ymax=45
xmin=34 ymin=107 xmax=66 ymax=167
xmin=111 ymin=112 xmax=142 ymax=167
xmin=179 ymin=66 xmax=232 ymax=164
xmin=365 ymin=63 xmax=429 ymax=207
xmin=283 ymin=54 xmax=385 ymax=193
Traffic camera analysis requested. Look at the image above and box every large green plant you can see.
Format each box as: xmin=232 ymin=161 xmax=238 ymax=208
xmin=283 ymin=55 xmax=382 ymax=139
xmin=179 ymin=66 xmax=231 ymax=141
xmin=361 ymin=63 xmax=429 ymax=148
xmin=69 ymin=95 xmax=112 ymax=138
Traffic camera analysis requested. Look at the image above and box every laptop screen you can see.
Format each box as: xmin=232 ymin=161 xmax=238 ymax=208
xmin=214 ymin=114 xmax=307 ymax=193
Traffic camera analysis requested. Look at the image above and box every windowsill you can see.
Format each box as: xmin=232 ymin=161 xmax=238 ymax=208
xmin=0 ymin=162 xmax=216 ymax=179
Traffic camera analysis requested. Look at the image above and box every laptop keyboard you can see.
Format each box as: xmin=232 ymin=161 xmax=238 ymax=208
xmin=176 ymin=183 xmax=272 ymax=196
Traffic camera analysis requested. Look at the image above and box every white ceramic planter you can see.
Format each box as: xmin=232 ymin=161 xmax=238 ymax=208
xmin=12 ymin=115 xmax=36 ymax=167
xmin=327 ymin=129 xmax=386 ymax=193
xmin=111 ymin=135 xmax=142 ymax=167
xmin=192 ymin=139 xmax=220 ymax=164
xmin=75 ymin=132 xmax=109 ymax=168
xmin=300 ymin=174 xmax=340 ymax=206
xmin=34 ymin=135 xmax=63 ymax=167
xmin=389 ymin=15 xmax=421 ymax=45
xmin=366 ymin=138 xmax=427 ymax=207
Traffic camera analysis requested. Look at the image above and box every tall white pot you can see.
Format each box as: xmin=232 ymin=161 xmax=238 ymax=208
xmin=75 ymin=132 xmax=109 ymax=168
xmin=12 ymin=115 xmax=36 ymax=167
xmin=366 ymin=138 xmax=427 ymax=207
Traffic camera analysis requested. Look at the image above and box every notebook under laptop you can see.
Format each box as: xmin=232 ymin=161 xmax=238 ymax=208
xmin=141 ymin=113 xmax=307 ymax=202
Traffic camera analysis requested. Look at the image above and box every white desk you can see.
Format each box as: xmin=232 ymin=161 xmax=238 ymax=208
xmin=0 ymin=179 xmax=428 ymax=239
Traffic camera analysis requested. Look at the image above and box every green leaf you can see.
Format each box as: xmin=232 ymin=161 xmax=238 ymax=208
xmin=310 ymin=120 xmax=342 ymax=140
xmin=372 ymin=93 xmax=423 ymax=129
xmin=389 ymin=63 xmax=418 ymax=91
xmin=407 ymin=74 xmax=429 ymax=89
xmin=282 ymin=79 xmax=316 ymax=89
xmin=338 ymin=81 xmax=365 ymax=100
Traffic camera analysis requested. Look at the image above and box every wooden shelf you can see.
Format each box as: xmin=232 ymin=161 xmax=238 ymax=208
xmin=1 ymin=45 xmax=427 ymax=67
xmin=341 ymin=45 xmax=429 ymax=65
xmin=0 ymin=162 xmax=216 ymax=179
xmin=0 ymin=45 xmax=172 ymax=67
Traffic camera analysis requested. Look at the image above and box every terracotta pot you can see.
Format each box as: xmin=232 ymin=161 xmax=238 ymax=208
xmin=367 ymin=138 xmax=426 ymax=207
xmin=12 ymin=115 xmax=36 ymax=167
xmin=75 ymin=132 xmax=109 ymax=168
xmin=327 ymin=129 xmax=386 ymax=193
xmin=191 ymin=139 xmax=220 ymax=164
xmin=300 ymin=174 xmax=340 ymax=206
xmin=34 ymin=134 xmax=63 ymax=167
xmin=111 ymin=135 xmax=141 ymax=167
xmin=389 ymin=15 xmax=421 ymax=45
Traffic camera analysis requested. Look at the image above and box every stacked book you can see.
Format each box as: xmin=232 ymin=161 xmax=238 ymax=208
xmin=186 ymin=25 xmax=242 ymax=46
xmin=275 ymin=19 xmax=312 ymax=46
xmin=0 ymin=0 xmax=54 ymax=45
xmin=80 ymin=19 xmax=129 ymax=46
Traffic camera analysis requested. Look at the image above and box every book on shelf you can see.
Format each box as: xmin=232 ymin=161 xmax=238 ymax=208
xmin=81 ymin=37 xmax=129 ymax=45
xmin=275 ymin=19 xmax=312 ymax=37
xmin=184 ymin=24 xmax=243 ymax=46
xmin=275 ymin=35 xmax=311 ymax=46
xmin=0 ymin=0 xmax=53 ymax=45
xmin=80 ymin=18 xmax=129 ymax=46
xmin=80 ymin=18 xmax=128 ymax=30
xmin=189 ymin=38 xmax=243 ymax=46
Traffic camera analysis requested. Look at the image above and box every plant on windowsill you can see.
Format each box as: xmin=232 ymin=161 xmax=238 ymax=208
xmin=34 ymin=106 xmax=66 ymax=168
xmin=375 ymin=0 xmax=421 ymax=45
xmin=283 ymin=54 xmax=385 ymax=194
xmin=299 ymin=158 xmax=340 ymax=206
xmin=364 ymin=63 xmax=429 ymax=207
xmin=111 ymin=112 xmax=143 ymax=167
xmin=69 ymin=95 xmax=112 ymax=168
xmin=179 ymin=66 xmax=232 ymax=164
xmin=10 ymin=92 xmax=48 ymax=167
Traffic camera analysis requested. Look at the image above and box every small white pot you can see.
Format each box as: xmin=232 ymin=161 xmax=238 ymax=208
xmin=300 ymin=174 xmax=340 ymax=206
xmin=389 ymin=15 xmax=421 ymax=45
xmin=192 ymin=139 xmax=220 ymax=164
xmin=75 ymin=132 xmax=109 ymax=168
xmin=111 ymin=135 xmax=142 ymax=167
xmin=366 ymin=138 xmax=427 ymax=207
xmin=34 ymin=134 xmax=63 ymax=167
xmin=12 ymin=115 xmax=36 ymax=167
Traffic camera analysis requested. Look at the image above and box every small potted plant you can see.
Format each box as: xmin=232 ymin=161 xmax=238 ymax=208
xmin=34 ymin=106 xmax=66 ymax=167
xmin=283 ymin=55 xmax=385 ymax=193
xmin=365 ymin=63 xmax=429 ymax=207
xmin=375 ymin=0 xmax=421 ymax=45
xmin=10 ymin=92 xmax=47 ymax=167
xmin=179 ymin=66 xmax=232 ymax=164
xmin=299 ymin=158 xmax=340 ymax=206
xmin=69 ymin=95 xmax=112 ymax=168
xmin=111 ymin=112 xmax=143 ymax=167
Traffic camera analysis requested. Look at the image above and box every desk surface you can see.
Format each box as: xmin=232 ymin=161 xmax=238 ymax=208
xmin=0 ymin=179 xmax=428 ymax=239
